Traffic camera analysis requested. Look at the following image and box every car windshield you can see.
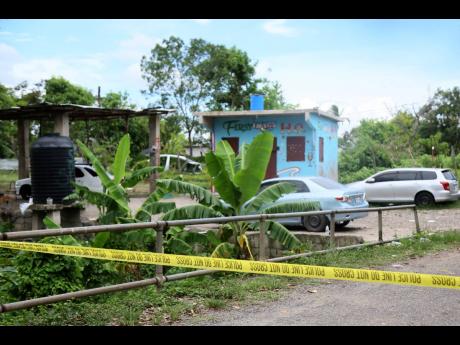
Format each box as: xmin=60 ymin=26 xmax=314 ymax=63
xmin=310 ymin=177 xmax=345 ymax=190
xmin=442 ymin=170 xmax=457 ymax=180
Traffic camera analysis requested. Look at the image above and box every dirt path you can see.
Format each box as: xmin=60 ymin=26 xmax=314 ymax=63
xmin=176 ymin=248 xmax=460 ymax=326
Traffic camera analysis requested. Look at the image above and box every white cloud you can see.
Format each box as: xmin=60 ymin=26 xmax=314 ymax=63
xmin=191 ymin=19 xmax=211 ymax=25
xmin=263 ymin=20 xmax=298 ymax=37
xmin=117 ymin=33 xmax=160 ymax=61
xmin=10 ymin=58 xmax=105 ymax=87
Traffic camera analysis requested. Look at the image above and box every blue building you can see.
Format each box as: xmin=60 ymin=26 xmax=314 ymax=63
xmin=197 ymin=96 xmax=343 ymax=181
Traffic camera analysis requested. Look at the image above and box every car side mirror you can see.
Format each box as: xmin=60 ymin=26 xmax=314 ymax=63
xmin=366 ymin=177 xmax=375 ymax=184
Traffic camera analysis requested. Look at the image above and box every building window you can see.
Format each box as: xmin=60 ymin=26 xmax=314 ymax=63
xmin=287 ymin=136 xmax=305 ymax=161
xmin=319 ymin=137 xmax=324 ymax=162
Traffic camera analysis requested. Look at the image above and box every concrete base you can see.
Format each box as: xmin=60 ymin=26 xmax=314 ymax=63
xmin=30 ymin=203 xmax=81 ymax=230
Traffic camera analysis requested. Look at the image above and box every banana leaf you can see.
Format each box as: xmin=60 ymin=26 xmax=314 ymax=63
xmin=211 ymin=242 xmax=236 ymax=258
xmin=260 ymin=200 xmax=320 ymax=215
xmin=215 ymin=140 xmax=236 ymax=179
xmin=161 ymin=204 xmax=223 ymax=221
xmin=156 ymin=179 xmax=220 ymax=207
xmin=243 ymin=182 xmax=296 ymax=213
xmin=76 ymin=139 xmax=112 ymax=187
xmin=112 ymin=134 xmax=130 ymax=185
xmin=233 ymin=131 xmax=274 ymax=206
xmin=205 ymin=152 xmax=241 ymax=208
xmin=254 ymin=220 xmax=301 ymax=250
xmin=123 ymin=166 xmax=162 ymax=188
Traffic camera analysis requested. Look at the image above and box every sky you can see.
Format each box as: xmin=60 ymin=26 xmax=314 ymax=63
xmin=1 ymin=19 xmax=460 ymax=135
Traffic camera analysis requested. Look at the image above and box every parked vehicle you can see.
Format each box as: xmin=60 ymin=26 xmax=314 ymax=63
xmin=346 ymin=168 xmax=460 ymax=206
xmin=15 ymin=164 xmax=103 ymax=200
xmin=160 ymin=154 xmax=202 ymax=173
xmin=255 ymin=176 xmax=369 ymax=232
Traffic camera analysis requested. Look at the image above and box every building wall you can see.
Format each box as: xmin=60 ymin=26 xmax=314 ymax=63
xmin=212 ymin=113 xmax=339 ymax=180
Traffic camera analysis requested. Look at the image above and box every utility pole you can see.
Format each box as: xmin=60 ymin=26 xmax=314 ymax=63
xmin=97 ymin=86 xmax=101 ymax=107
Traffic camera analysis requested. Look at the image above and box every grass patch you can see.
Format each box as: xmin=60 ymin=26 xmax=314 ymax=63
xmin=0 ymin=171 xmax=17 ymax=192
xmin=1 ymin=230 xmax=459 ymax=325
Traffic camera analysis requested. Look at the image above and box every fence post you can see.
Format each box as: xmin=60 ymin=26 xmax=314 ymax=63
xmin=413 ymin=206 xmax=421 ymax=234
xmin=329 ymin=212 xmax=336 ymax=248
xmin=378 ymin=210 xmax=383 ymax=242
xmin=259 ymin=216 xmax=269 ymax=260
xmin=154 ymin=221 xmax=166 ymax=287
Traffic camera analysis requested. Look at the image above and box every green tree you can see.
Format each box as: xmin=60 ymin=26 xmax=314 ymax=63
xmin=257 ymin=79 xmax=297 ymax=110
xmin=0 ymin=84 xmax=17 ymax=157
xmin=419 ymin=87 xmax=460 ymax=151
xmin=101 ymin=91 xmax=136 ymax=109
xmin=141 ymin=36 xmax=259 ymax=156
xmin=44 ymin=76 xmax=95 ymax=105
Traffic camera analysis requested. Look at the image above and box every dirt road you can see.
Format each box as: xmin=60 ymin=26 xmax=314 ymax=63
xmin=177 ymin=248 xmax=460 ymax=326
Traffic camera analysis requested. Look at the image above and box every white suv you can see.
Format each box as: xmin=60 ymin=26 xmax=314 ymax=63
xmin=347 ymin=168 xmax=460 ymax=206
xmin=15 ymin=164 xmax=103 ymax=200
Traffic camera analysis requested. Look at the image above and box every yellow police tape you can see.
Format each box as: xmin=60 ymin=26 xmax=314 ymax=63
xmin=0 ymin=240 xmax=459 ymax=290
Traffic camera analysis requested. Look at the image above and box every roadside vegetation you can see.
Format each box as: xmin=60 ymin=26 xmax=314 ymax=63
xmin=1 ymin=230 xmax=459 ymax=326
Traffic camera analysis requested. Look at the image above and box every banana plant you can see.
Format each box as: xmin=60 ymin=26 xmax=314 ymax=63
xmin=157 ymin=131 xmax=319 ymax=259
xmin=66 ymin=134 xmax=176 ymax=249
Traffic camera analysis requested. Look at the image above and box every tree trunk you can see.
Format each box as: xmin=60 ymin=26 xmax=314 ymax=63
xmin=188 ymin=131 xmax=193 ymax=157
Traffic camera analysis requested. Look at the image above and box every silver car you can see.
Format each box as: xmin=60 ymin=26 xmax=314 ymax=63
xmin=347 ymin=168 xmax=460 ymax=206
xmin=256 ymin=176 xmax=369 ymax=232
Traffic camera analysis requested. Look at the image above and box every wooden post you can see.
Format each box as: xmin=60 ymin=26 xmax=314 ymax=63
xmin=378 ymin=210 xmax=383 ymax=242
xmin=53 ymin=113 xmax=69 ymax=136
xmin=413 ymin=207 xmax=421 ymax=233
xmin=329 ymin=212 xmax=336 ymax=248
xmin=17 ymin=119 xmax=30 ymax=179
xmin=149 ymin=114 xmax=161 ymax=193
xmin=258 ymin=217 xmax=269 ymax=260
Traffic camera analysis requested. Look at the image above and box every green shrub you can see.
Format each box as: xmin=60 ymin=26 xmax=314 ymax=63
xmin=10 ymin=237 xmax=85 ymax=299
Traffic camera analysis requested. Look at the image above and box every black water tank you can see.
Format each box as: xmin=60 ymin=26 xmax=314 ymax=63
xmin=31 ymin=134 xmax=75 ymax=204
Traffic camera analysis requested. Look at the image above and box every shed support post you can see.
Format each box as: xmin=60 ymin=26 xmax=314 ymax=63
xmin=53 ymin=113 xmax=70 ymax=137
xmin=149 ymin=115 xmax=161 ymax=193
xmin=17 ymin=119 xmax=30 ymax=179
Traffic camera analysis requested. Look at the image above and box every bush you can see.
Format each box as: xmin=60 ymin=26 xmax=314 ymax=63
xmin=10 ymin=237 xmax=85 ymax=299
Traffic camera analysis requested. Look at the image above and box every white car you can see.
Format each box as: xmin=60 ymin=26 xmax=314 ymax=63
xmin=160 ymin=154 xmax=202 ymax=173
xmin=347 ymin=168 xmax=460 ymax=206
xmin=15 ymin=164 xmax=103 ymax=200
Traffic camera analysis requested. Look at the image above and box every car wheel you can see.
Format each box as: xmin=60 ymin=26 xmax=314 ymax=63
xmin=415 ymin=192 xmax=435 ymax=206
xmin=302 ymin=215 xmax=328 ymax=232
xmin=335 ymin=220 xmax=350 ymax=229
xmin=19 ymin=185 xmax=31 ymax=200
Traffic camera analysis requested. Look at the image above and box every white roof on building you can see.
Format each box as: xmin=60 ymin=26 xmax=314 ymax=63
xmin=195 ymin=108 xmax=344 ymax=124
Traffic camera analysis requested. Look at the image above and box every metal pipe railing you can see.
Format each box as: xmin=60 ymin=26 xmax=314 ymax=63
xmin=0 ymin=204 xmax=417 ymax=241
xmin=0 ymin=234 xmax=418 ymax=313
xmin=0 ymin=203 xmax=420 ymax=313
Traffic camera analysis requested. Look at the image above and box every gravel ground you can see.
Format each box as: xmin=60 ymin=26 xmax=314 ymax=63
xmin=341 ymin=208 xmax=460 ymax=242
xmin=174 ymin=247 xmax=460 ymax=326
xmin=81 ymin=197 xmax=460 ymax=242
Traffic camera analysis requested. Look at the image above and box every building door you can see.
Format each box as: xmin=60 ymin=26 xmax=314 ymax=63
xmin=265 ymin=137 xmax=277 ymax=179
xmin=222 ymin=137 xmax=239 ymax=154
